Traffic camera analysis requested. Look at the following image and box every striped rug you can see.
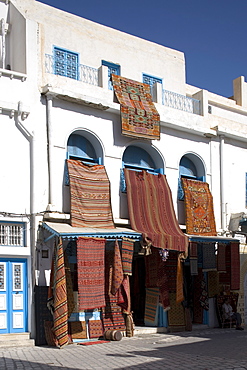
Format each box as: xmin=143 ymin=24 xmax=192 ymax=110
xmin=144 ymin=287 xmax=159 ymax=324
xmin=121 ymin=238 xmax=134 ymax=275
xmin=77 ymin=237 xmax=106 ymax=310
xmin=67 ymin=159 xmax=114 ymax=228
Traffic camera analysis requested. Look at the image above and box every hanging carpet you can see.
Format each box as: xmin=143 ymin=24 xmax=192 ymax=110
xmin=77 ymin=237 xmax=106 ymax=310
xmin=124 ymin=169 xmax=188 ymax=252
xmin=182 ymin=178 xmax=217 ymax=236
xmin=121 ymin=238 xmax=134 ymax=275
xmin=111 ymin=240 xmax=124 ymax=296
xmin=202 ymin=243 xmax=216 ymax=271
xmin=144 ymin=287 xmax=159 ymax=324
xmin=230 ymin=242 xmax=240 ymax=290
xmin=111 ymin=74 xmax=160 ymax=140
xmin=67 ymin=159 xmax=114 ymax=228
xmin=217 ymin=243 xmax=226 ymax=272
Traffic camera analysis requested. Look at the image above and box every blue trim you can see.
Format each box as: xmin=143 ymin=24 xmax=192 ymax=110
xmin=142 ymin=73 xmax=163 ymax=86
xmin=102 ymin=60 xmax=120 ymax=90
xmin=188 ymin=236 xmax=238 ymax=244
xmin=53 ymin=46 xmax=79 ymax=80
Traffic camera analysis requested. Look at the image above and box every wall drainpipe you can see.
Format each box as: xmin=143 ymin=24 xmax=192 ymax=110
xmin=220 ymin=135 xmax=225 ymax=231
xmin=46 ymin=93 xmax=55 ymax=210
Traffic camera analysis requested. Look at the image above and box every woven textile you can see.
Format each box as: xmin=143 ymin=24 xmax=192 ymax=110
xmin=77 ymin=237 xmax=106 ymax=310
xmin=111 ymin=74 xmax=160 ymax=140
xmin=202 ymin=243 xmax=216 ymax=271
xmin=125 ymin=169 xmax=188 ymax=252
xmin=103 ymin=251 xmax=126 ymax=331
xmin=189 ymin=242 xmax=198 ymax=258
xmin=158 ymin=261 xmax=170 ymax=310
xmin=230 ymin=242 xmax=240 ymax=290
xmin=190 ymin=258 xmax=198 ymax=275
xmin=165 ymin=251 xmax=178 ymax=292
xmin=117 ymin=275 xmax=131 ymax=312
xmin=111 ymin=240 xmax=124 ymax=296
xmin=208 ymin=271 xmax=220 ymax=297
xmin=70 ymin=321 xmax=87 ymax=339
xmin=44 ymin=321 xmax=57 ymax=346
xmin=144 ymin=288 xmax=159 ymax=323
xmin=219 ymin=243 xmax=231 ymax=285
xmin=182 ymin=178 xmax=217 ymax=236
xmin=52 ymin=238 xmax=69 ymax=348
xmin=121 ymin=238 xmax=134 ymax=275
xmin=168 ymin=293 xmax=185 ymax=326
xmin=64 ymin=253 xmax=75 ymax=318
xmin=67 ymin=159 xmax=114 ymax=228
xmin=145 ymin=247 xmax=160 ymax=288
xmin=217 ymin=243 xmax=226 ymax=272
xmin=176 ymin=256 xmax=184 ymax=303
xmin=193 ymin=268 xmax=203 ymax=324
xmin=199 ymin=276 xmax=209 ymax=310
xmin=88 ymin=320 xmax=104 ymax=339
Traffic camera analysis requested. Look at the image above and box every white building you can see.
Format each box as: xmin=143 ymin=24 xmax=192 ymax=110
xmin=1 ymin=0 xmax=247 ymax=343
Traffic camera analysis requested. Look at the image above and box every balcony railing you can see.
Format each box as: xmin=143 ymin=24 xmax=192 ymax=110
xmin=45 ymin=54 xmax=98 ymax=86
xmin=163 ymin=89 xmax=200 ymax=115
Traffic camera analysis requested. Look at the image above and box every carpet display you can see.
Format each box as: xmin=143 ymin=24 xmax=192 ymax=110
xmin=189 ymin=242 xmax=198 ymax=258
xmin=217 ymin=243 xmax=226 ymax=272
xmin=88 ymin=320 xmax=104 ymax=339
xmin=77 ymin=237 xmax=106 ymax=310
xmin=121 ymin=238 xmax=134 ymax=275
xmin=190 ymin=258 xmax=198 ymax=275
xmin=111 ymin=240 xmax=124 ymax=296
xmin=44 ymin=321 xmax=57 ymax=346
xmin=67 ymin=159 xmax=114 ymax=228
xmin=165 ymin=251 xmax=178 ymax=292
xmin=64 ymin=253 xmax=75 ymax=318
xmin=52 ymin=238 xmax=69 ymax=348
xmin=111 ymin=74 xmax=160 ymax=140
xmin=219 ymin=243 xmax=231 ymax=286
xmin=145 ymin=247 xmax=160 ymax=288
xmin=144 ymin=287 xmax=159 ymax=324
xmin=168 ymin=292 xmax=185 ymax=327
xmin=77 ymin=340 xmax=110 ymax=345
xmin=202 ymin=243 xmax=216 ymax=271
xmin=124 ymin=169 xmax=188 ymax=252
xmin=193 ymin=268 xmax=204 ymax=324
xmin=176 ymin=255 xmax=184 ymax=303
xmin=208 ymin=271 xmax=220 ymax=297
xmin=182 ymin=178 xmax=217 ymax=236
xmin=69 ymin=321 xmax=87 ymax=339
xmin=230 ymin=242 xmax=240 ymax=290
xmin=199 ymin=276 xmax=209 ymax=311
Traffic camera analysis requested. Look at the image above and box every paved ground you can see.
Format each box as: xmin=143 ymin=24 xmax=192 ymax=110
xmin=1 ymin=328 xmax=247 ymax=369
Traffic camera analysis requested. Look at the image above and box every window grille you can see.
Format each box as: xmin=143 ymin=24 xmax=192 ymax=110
xmin=102 ymin=60 xmax=120 ymax=90
xmin=142 ymin=74 xmax=162 ymax=87
xmin=54 ymin=47 xmax=79 ymax=80
xmin=0 ymin=223 xmax=24 ymax=246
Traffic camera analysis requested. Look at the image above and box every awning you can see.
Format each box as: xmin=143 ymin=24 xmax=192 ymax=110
xmin=41 ymin=221 xmax=142 ymax=242
xmin=188 ymin=234 xmax=239 ymax=244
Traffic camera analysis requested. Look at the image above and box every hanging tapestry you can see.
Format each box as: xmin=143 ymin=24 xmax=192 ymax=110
xmin=102 ymin=251 xmax=126 ymax=331
xmin=202 ymin=243 xmax=216 ymax=271
xmin=165 ymin=251 xmax=178 ymax=292
xmin=67 ymin=159 xmax=114 ymax=228
xmin=64 ymin=253 xmax=75 ymax=318
xmin=193 ymin=269 xmax=203 ymax=324
xmin=182 ymin=178 xmax=217 ymax=236
xmin=88 ymin=320 xmax=104 ymax=339
xmin=189 ymin=242 xmax=198 ymax=258
xmin=199 ymin=276 xmax=209 ymax=310
xmin=144 ymin=287 xmax=159 ymax=324
xmin=145 ymin=247 xmax=160 ymax=288
xmin=207 ymin=271 xmax=220 ymax=297
xmin=190 ymin=258 xmax=198 ymax=275
xmin=121 ymin=238 xmax=134 ymax=275
xmin=157 ymin=254 xmax=170 ymax=310
xmin=168 ymin=292 xmax=185 ymax=327
xmin=52 ymin=238 xmax=69 ymax=348
xmin=219 ymin=243 xmax=231 ymax=286
xmin=77 ymin=237 xmax=106 ymax=310
xmin=124 ymin=169 xmax=188 ymax=252
xmin=117 ymin=275 xmax=131 ymax=312
xmin=111 ymin=74 xmax=160 ymax=140
xmin=176 ymin=255 xmax=184 ymax=303
xmin=230 ymin=242 xmax=240 ymax=290
xmin=217 ymin=243 xmax=226 ymax=272
xmin=111 ymin=240 xmax=124 ymax=296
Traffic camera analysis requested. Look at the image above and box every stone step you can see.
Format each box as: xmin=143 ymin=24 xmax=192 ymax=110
xmin=0 ymin=333 xmax=35 ymax=348
xmin=134 ymin=326 xmax=168 ymax=335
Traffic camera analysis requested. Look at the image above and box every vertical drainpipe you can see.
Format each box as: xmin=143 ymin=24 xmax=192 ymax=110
xmin=46 ymin=93 xmax=54 ymax=210
xmin=1 ymin=18 xmax=5 ymax=69
xmin=220 ymin=135 xmax=225 ymax=231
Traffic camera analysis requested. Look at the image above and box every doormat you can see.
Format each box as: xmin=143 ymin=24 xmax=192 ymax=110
xmin=77 ymin=340 xmax=110 ymax=346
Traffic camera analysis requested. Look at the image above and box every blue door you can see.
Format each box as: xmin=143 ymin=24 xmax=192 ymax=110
xmin=0 ymin=259 xmax=27 ymax=333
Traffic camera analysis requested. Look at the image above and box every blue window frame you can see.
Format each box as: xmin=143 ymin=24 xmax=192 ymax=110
xmin=0 ymin=222 xmax=25 ymax=247
xmin=54 ymin=47 xmax=79 ymax=80
xmin=102 ymin=60 xmax=120 ymax=90
xmin=143 ymin=74 xmax=162 ymax=88
xmin=121 ymin=145 xmax=163 ymax=192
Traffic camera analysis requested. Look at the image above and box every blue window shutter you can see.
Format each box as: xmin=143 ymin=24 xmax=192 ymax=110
xmin=54 ymin=47 xmax=79 ymax=80
xmin=102 ymin=60 xmax=120 ymax=90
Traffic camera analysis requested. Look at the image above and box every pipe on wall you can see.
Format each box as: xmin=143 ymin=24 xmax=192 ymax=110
xmin=220 ymin=135 xmax=225 ymax=230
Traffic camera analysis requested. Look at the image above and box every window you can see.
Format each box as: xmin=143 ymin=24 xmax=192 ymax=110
xmin=0 ymin=223 xmax=24 ymax=247
xmin=54 ymin=47 xmax=79 ymax=80
xmin=178 ymin=155 xmax=205 ymax=200
xmin=121 ymin=145 xmax=163 ymax=192
xmin=142 ymin=74 xmax=162 ymax=88
xmin=102 ymin=60 xmax=120 ymax=90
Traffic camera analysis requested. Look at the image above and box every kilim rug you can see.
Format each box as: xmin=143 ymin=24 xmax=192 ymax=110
xmin=144 ymin=287 xmax=159 ymax=324
xmin=111 ymin=74 xmax=160 ymax=140
xmin=52 ymin=238 xmax=69 ymax=348
xmin=219 ymin=243 xmax=231 ymax=286
xmin=64 ymin=253 xmax=75 ymax=318
xmin=121 ymin=238 xmax=134 ymax=275
xmin=157 ymin=260 xmax=170 ymax=310
xmin=176 ymin=255 xmax=184 ymax=303
xmin=67 ymin=159 xmax=114 ymax=228
xmin=199 ymin=276 xmax=209 ymax=311
xmin=44 ymin=321 xmax=58 ymax=347
xmin=69 ymin=321 xmax=87 ymax=339
xmin=202 ymin=243 xmax=217 ymax=271
xmin=217 ymin=243 xmax=226 ymax=272
xmin=168 ymin=293 xmax=185 ymax=327
xmin=102 ymin=251 xmax=126 ymax=331
xmin=230 ymin=242 xmax=240 ymax=290
xmin=77 ymin=340 xmax=110 ymax=345
xmin=117 ymin=275 xmax=131 ymax=312
xmin=207 ymin=271 xmax=220 ymax=297
xmin=88 ymin=320 xmax=104 ymax=339
xmin=182 ymin=178 xmax=217 ymax=236
xmin=193 ymin=268 xmax=203 ymax=324
xmin=165 ymin=251 xmax=178 ymax=292
xmin=111 ymin=240 xmax=124 ymax=296
xmin=190 ymin=258 xmax=198 ymax=275
xmin=77 ymin=237 xmax=106 ymax=310
xmin=189 ymin=242 xmax=198 ymax=258
xmin=124 ymin=169 xmax=188 ymax=252
xmin=145 ymin=247 xmax=160 ymax=288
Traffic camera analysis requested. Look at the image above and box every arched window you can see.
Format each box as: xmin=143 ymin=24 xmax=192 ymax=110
xmin=179 ymin=157 xmax=197 ymax=178
xmin=178 ymin=154 xmax=205 ymax=200
xmin=121 ymin=145 xmax=163 ymax=192
xmin=67 ymin=134 xmax=98 ymax=164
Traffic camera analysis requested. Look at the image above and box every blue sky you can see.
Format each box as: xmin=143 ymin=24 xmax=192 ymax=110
xmin=38 ymin=0 xmax=247 ymax=98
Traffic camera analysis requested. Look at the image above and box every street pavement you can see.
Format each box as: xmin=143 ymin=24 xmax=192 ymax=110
xmin=1 ymin=327 xmax=247 ymax=369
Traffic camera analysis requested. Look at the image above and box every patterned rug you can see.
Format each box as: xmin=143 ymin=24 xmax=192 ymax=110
xmin=144 ymin=287 xmax=159 ymax=324
xmin=190 ymin=258 xmax=198 ymax=275
xmin=111 ymin=240 xmax=124 ymax=296
xmin=199 ymin=276 xmax=209 ymax=310
xmin=70 ymin=321 xmax=87 ymax=339
xmin=193 ymin=268 xmax=204 ymax=324
xmin=124 ymin=169 xmax=188 ymax=252
xmin=52 ymin=238 xmax=69 ymax=348
xmin=207 ymin=271 xmax=220 ymax=297
xmin=217 ymin=243 xmax=226 ymax=272
xmin=145 ymin=247 xmax=160 ymax=288
xmin=189 ymin=242 xmax=198 ymax=258
xmin=176 ymin=255 xmax=184 ymax=303
xmin=67 ymin=159 xmax=114 ymax=228
xmin=111 ymin=74 xmax=160 ymax=140
xmin=168 ymin=292 xmax=185 ymax=327
xmin=219 ymin=243 xmax=231 ymax=286
xmin=77 ymin=237 xmax=106 ymax=310
xmin=77 ymin=340 xmax=110 ymax=345
xmin=121 ymin=238 xmax=134 ymax=275
xmin=88 ymin=320 xmax=104 ymax=339
xmin=202 ymin=243 xmax=216 ymax=271
xmin=230 ymin=242 xmax=240 ymax=290
xmin=182 ymin=178 xmax=217 ymax=236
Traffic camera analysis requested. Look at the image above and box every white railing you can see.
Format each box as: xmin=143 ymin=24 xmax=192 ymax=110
xmin=163 ymin=89 xmax=200 ymax=115
xmin=45 ymin=54 xmax=98 ymax=86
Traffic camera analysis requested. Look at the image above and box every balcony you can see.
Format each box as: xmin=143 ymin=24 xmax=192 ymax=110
xmin=163 ymin=89 xmax=200 ymax=115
